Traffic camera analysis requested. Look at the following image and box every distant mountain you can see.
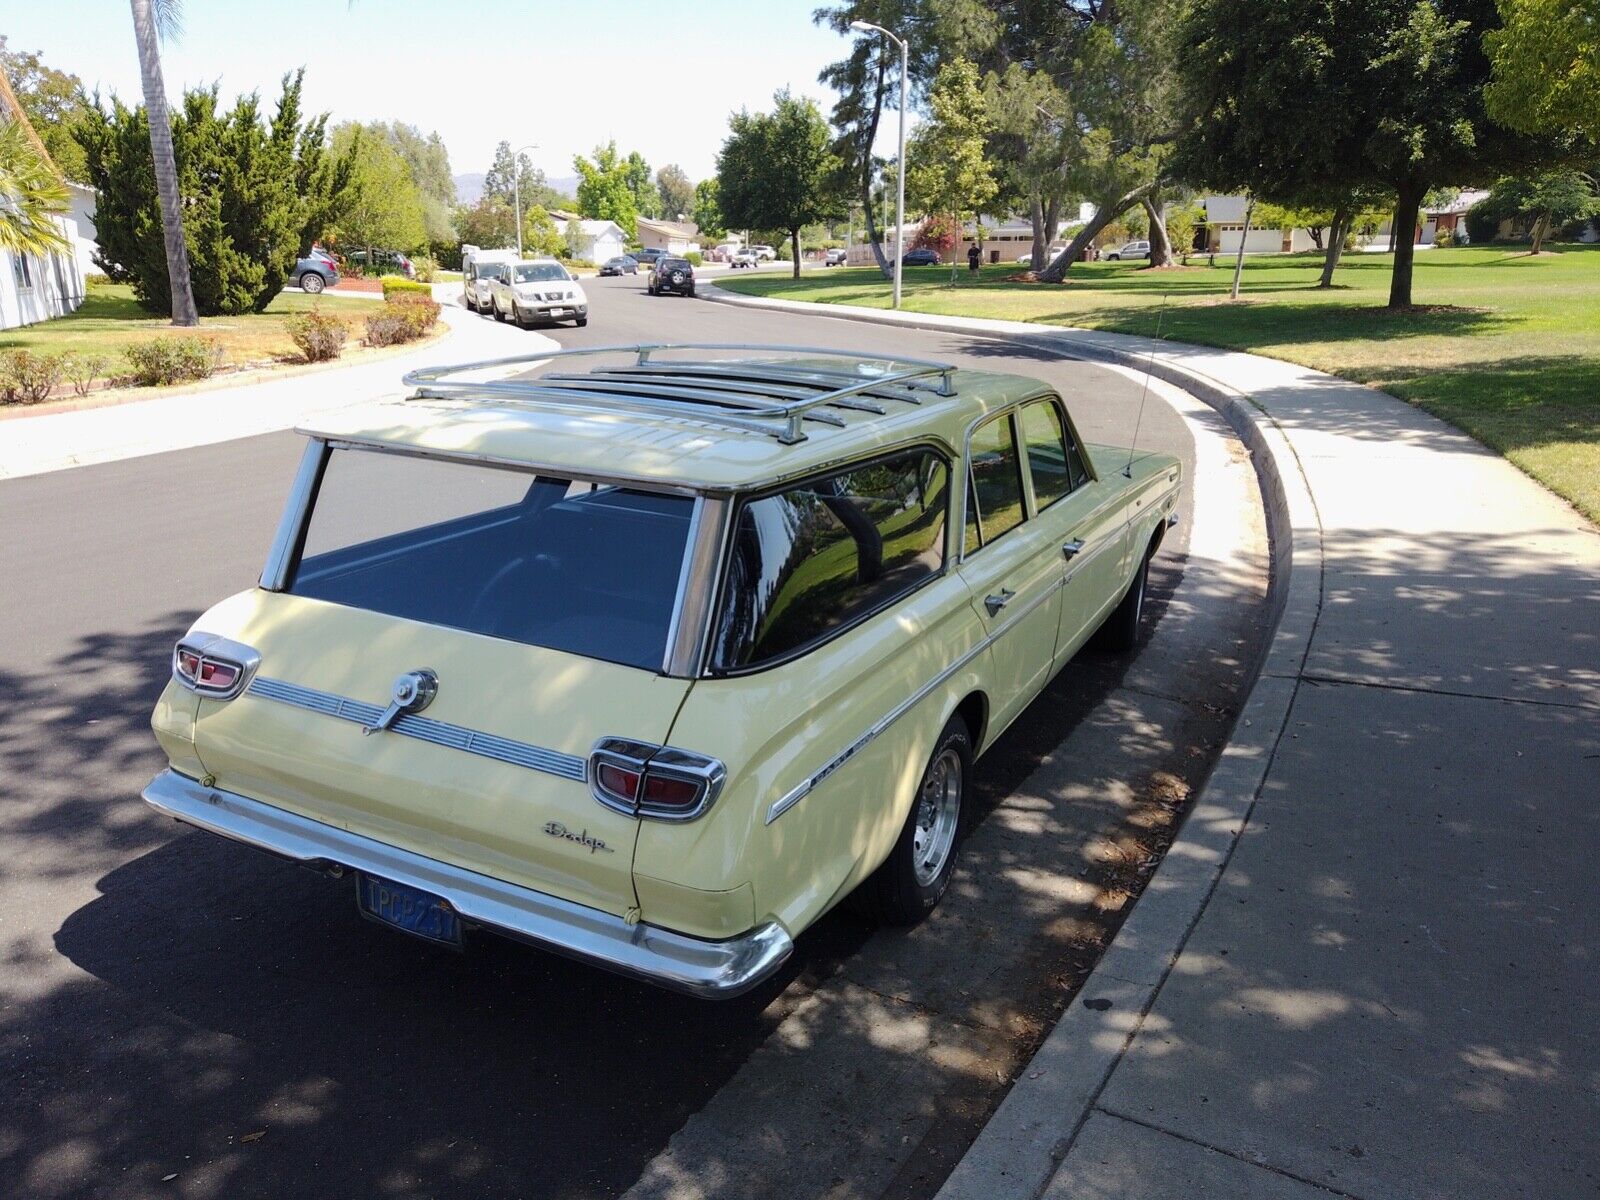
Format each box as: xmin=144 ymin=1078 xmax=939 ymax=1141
xmin=451 ymin=172 xmax=579 ymax=208
xmin=453 ymin=172 xmax=486 ymax=205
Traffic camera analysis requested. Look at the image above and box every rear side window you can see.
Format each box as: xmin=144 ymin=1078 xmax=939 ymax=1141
xmin=1021 ymin=399 xmax=1079 ymax=510
xmin=289 ymin=450 xmax=693 ymax=671
xmin=966 ymin=413 xmax=1026 ymax=552
xmin=709 ymin=449 xmax=951 ymax=672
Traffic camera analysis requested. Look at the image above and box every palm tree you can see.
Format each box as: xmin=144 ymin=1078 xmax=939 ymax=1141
xmin=0 ymin=115 xmax=70 ymax=257
xmin=128 ymin=0 xmax=198 ymax=325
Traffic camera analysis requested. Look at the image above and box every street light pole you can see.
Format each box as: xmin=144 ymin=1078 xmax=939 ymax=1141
xmin=849 ymin=20 xmax=907 ymax=309
xmin=511 ymin=142 xmax=539 ymax=258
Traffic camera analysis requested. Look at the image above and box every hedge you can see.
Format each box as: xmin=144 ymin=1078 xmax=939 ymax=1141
xmin=381 ymin=278 xmax=433 ymax=300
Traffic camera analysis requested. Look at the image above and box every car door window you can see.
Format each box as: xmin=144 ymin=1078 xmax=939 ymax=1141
xmin=965 ymin=413 xmax=1027 ymax=553
xmin=709 ymin=448 xmax=951 ymax=672
xmin=1020 ymin=399 xmax=1076 ymax=511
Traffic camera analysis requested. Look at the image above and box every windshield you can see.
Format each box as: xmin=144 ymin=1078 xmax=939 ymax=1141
xmin=514 ymin=262 xmax=569 ymax=282
xmin=289 ymin=449 xmax=694 ymax=671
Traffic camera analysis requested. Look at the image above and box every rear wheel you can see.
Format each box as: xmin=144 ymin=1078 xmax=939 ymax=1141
xmin=299 ymin=271 xmax=325 ymax=294
xmin=856 ymin=715 xmax=970 ymax=925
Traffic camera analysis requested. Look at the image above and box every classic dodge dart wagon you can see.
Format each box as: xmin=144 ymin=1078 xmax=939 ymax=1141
xmin=145 ymin=343 xmax=1180 ymax=997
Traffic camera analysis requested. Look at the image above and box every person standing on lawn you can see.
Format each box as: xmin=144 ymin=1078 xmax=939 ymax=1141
xmin=968 ymin=243 xmax=981 ymax=274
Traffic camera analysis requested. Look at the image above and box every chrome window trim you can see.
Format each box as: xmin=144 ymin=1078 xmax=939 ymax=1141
xmin=260 ymin=439 xmax=328 ymax=590
xmin=665 ymin=495 xmax=730 ymax=679
xmin=245 ymin=676 xmax=588 ymax=782
xmin=959 ymin=408 xmax=1032 ymax=561
xmin=700 ymin=440 xmax=957 ymax=679
xmin=142 ymin=769 xmax=792 ymax=999
xmin=1019 ymin=396 xmax=1082 ymax=514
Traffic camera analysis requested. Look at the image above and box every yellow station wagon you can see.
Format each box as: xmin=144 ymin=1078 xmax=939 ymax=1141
xmin=145 ymin=344 xmax=1181 ymax=997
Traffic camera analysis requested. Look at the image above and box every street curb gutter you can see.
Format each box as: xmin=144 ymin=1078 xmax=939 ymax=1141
xmin=701 ymin=286 xmax=1324 ymax=1200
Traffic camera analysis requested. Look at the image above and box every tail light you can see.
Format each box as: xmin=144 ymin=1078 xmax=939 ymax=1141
xmin=172 ymin=633 xmax=260 ymax=700
xmin=590 ymin=737 xmax=726 ymax=822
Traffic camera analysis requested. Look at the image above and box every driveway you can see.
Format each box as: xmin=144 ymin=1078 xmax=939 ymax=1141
xmin=0 ymin=277 xmax=1269 ymax=1198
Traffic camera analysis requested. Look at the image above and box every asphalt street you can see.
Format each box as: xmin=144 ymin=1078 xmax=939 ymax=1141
xmin=0 ymin=274 xmax=1265 ymax=1199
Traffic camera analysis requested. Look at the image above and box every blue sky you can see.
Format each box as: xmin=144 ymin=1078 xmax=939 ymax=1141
xmin=4 ymin=0 xmax=878 ymax=185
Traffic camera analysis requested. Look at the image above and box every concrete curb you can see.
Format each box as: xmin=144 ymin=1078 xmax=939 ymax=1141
xmin=700 ymin=285 xmax=1324 ymax=1200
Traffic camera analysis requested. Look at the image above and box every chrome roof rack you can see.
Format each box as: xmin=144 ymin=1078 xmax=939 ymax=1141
xmin=401 ymin=343 xmax=958 ymax=445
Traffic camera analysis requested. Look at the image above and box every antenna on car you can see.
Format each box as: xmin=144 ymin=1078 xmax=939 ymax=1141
xmin=1124 ymin=295 xmax=1168 ymax=479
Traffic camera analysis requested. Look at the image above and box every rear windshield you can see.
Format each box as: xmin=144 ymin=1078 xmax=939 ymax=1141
xmin=660 ymin=259 xmax=691 ymax=271
xmin=514 ymin=262 xmax=569 ymax=282
xmin=471 ymin=261 xmax=505 ymax=279
xmin=289 ymin=449 xmax=693 ymax=671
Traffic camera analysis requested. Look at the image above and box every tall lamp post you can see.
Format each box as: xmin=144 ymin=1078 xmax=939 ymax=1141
xmin=511 ymin=142 xmax=540 ymax=258
xmin=848 ymin=19 xmax=907 ymax=309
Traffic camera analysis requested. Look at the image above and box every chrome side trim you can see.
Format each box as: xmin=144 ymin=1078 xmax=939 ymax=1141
xmin=246 ymin=677 xmax=586 ymax=783
xmin=142 ymin=770 xmax=793 ymax=999
xmin=260 ymin=439 xmax=326 ymax=590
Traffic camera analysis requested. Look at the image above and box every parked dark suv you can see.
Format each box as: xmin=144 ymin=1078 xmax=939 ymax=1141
xmin=633 ymin=248 xmax=669 ymax=268
xmin=648 ymin=256 xmax=696 ymax=297
xmin=901 ymin=248 xmax=941 ymax=266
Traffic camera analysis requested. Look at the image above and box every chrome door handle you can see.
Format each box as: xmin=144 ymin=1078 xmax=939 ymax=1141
xmin=1062 ymin=539 xmax=1086 ymax=560
xmin=984 ymin=588 xmax=1016 ymax=616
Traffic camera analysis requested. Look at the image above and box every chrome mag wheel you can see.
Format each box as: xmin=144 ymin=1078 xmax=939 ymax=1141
xmin=912 ymin=747 xmax=962 ymax=886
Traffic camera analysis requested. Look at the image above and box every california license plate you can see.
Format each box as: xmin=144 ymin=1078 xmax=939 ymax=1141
xmin=357 ymin=872 xmax=462 ymax=947
xmin=549 ymin=308 xmax=567 ymax=316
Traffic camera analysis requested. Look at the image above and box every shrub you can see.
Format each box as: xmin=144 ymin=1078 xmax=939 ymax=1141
xmin=1 ymin=351 xmax=65 ymax=404
xmin=124 ymin=337 xmax=221 ymax=386
xmin=285 ymin=308 xmax=348 ymax=362
xmin=411 ymin=254 xmax=439 ymax=283
xmin=62 ymin=353 xmax=109 ymax=397
xmin=364 ymin=295 xmax=440 ymax=346
xmin=559 ymin=258 xmax=595 ymax=271
xmin=85 ymin=273 xmax=115 ymax=290
xmin=381 ymin=277 xmax=432 ymax=300
xmin=684 ymin=251 xmax=703 ymax=267
xmin=1433 ymin=226 xmax=1457 ymax=248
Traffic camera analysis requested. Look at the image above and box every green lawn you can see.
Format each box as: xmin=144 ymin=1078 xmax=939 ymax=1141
xmin=1 ymin=284 xmax=376 ymax=371
xmin=722 ymin=246 xmax=1600 ymax=523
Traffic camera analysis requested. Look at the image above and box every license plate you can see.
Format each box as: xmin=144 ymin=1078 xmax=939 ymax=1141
xmin=357 ymin=872 xmax=462 ymax=947
xmin=549 ymin=307 xmax=566 ymax=316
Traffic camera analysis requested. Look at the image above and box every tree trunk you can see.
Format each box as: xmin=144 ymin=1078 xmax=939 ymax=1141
xmin=856 ymin=52 xmax=892 ymax=279
xmin=1387 ymin=205 xmax=1398 ymax=253
xmin=791 ymin=229 xmax=801 ymax=279
xmin=1317 ymin=204 xmax=1353 ymax=288
xmin=1530 ymin=210 xmax=1550 ymax=253
xmin=1230 ymin=196 xmax=1254 ymax=300
xmin=1039 ymin=182 xmax=1155 ymax=283
xmin=1308 ymin=225 xmax=1325 ymax=251
xmin=129 ymin=0 xmax=198 ymax=326
xmin=1144 ymin=196 xmax=1172 ymax=267
xmin=1387 ymin=179 xmax=1426 ymax=309
xmin=1029 ymin=194 xmax=1047 ymax=270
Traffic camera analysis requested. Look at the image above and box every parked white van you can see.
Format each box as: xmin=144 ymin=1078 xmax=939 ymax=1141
xmin=461 ymin=245 xmax=519 ymax=314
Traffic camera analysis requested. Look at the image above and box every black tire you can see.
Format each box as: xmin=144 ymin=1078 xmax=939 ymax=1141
xmin=855 ymin=715 xmax=971 ymax=926
xmin=492 ymin=300 xmax=506 ymax=322
xmin=687 ymin=286 xmax=696 ymax=297
xmin=299 ymin=271 xmax=325 ymax=294
xmin=1093 ymin=546 xmax=1151 ymax=652
xmin=1108 ymin=253 xmax=1120 ymax=261
xmin=575 ymin=317 xmax=588 ymax=326
xmin=511 ymin=303 xmax=525 ymax=328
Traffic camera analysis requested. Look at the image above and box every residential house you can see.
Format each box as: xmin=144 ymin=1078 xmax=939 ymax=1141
xmin=635 ymin=217 xmax=700 ymax=257
xmin=1200 ymin=195 xmax=1321 ymax=255
xmin=551 ymin=216 xmax=628 ymax=264
xmin=0 ymin=63 xmax=86 ymax=330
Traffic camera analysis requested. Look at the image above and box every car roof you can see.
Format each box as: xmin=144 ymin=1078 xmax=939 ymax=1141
xmin=300 ymin=346 xmax=1055 ymax=493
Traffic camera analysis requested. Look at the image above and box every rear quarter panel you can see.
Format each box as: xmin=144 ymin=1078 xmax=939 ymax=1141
xmin=635 ymin=571 xmax=988 ymax=938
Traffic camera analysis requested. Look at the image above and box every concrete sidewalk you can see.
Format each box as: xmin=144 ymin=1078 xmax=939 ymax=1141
xmin=706 ymin=290 xmax=1600 ymax=1200
xmin=0 ymin=287 xmax=551 ymax=480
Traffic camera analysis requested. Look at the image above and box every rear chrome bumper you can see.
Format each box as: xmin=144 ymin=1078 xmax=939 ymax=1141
xmin=142 ymin=769 xmax=793 ymax=998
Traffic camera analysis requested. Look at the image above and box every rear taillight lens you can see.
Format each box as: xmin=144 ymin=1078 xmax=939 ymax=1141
xmin=590 ymin=738 xmax=727 ymax=822
xmin=172 ymin=634 xmax=259 ymax=700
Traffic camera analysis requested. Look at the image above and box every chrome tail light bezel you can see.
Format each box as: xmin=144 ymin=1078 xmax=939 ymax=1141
xmin=589 ymin=736 xmax=727 ymax=822
xmin=172 ymin=632 xmax=261 ymax=701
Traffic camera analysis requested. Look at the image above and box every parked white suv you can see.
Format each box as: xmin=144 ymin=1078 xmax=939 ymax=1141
xmin=729 ymin=249 xmax=760 ymax=269
xmin=489 ymin=259 xmax=589 ymax=328
xmin=749 ymin=244 xmax=777 ymax=261
xmin=1106 ymin=241 xmax=1151 ymax=261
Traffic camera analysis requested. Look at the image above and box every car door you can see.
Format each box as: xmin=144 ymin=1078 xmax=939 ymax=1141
xmin=955 ymin=409 xmax=1063 ymax=738
xmin=1014 ymin=397 xmax=1131 ymax=671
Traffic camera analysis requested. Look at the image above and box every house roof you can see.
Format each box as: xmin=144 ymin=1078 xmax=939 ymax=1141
xmin=553 ymin=218 xmax=626 ymax=238
xmin=637 ymin=217 xmax=700 ymax=239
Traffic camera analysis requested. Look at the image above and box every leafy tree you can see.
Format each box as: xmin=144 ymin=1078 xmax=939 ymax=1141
xmin=127 ymin=0 xmax=197 ymax=324
xmin=362 ymin=121 xmax=456 ymax=245
xmin=906 ymin=58 xmax=997 ymax=281
xmin=656 ymin=163 xmax=695 ymax=220
xmin=0 ymin=119 xmax=70 ymax=255
xmin=329 ymin=122 xmax=427 ymax=263
xmin=624 ymin=150 xmax=661 ymax=218
xmin=1483 ymin=169 xmax=1600 ymax=251
xmin=0 ymin=38 xmax=91 ymax=181
xmin=692 ymin=177 xmax=725 ymax=239
xmin=1485 ymin=0 xmax=1600 ymax=142
xmin=717 ymin=89 xmax=845 ymax=278
xmin=80 ymin=71 xmax=342 ymax=315
xmin=522 ymin=203 xmax=565 ymax=257
xmin=573 ymin=141 xmax=638 ymax=237
xmin=456 ymin=195 xmax=517 ymax=248
xmin=1163 ymin=201 xmax=1205 ymax=263
xmin=984 ymin=63 xmax=1072 ymax=272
